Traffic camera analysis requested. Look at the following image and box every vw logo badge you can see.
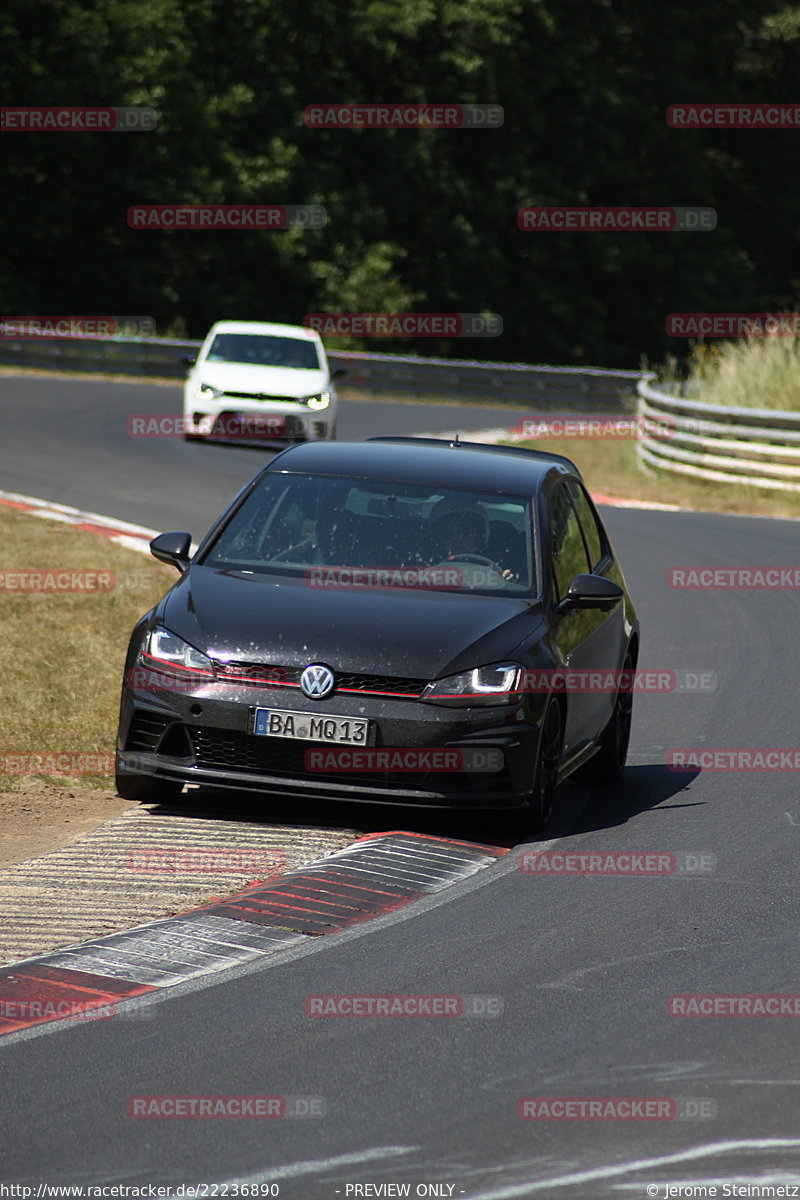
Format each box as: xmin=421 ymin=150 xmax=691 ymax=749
xmin=300 ymin=663 xmax=335 ymax=700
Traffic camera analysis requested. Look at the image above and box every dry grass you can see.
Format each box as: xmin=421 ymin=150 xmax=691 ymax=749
xmin=681 ymin=338 xmax=800 ymax=411
xmin=508 ymin=435 xmax=800 ymax=519
xmin=0 ymin=507 xmax=175 ymax=790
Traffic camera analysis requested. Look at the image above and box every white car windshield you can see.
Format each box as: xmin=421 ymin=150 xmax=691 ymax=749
xmin=205 ymin=333 xmax=321 ymax=370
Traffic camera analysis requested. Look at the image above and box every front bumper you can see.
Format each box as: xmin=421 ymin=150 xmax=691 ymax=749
xmin=116 ymin=680 xmax=542 ymax=809
xmin=183 ymin=395 xmax=336 ymax=444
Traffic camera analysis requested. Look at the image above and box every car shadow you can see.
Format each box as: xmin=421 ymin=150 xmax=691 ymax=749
xmin=549 ymin=763 xmax=703 ymax=841
xmin=138 ymin=784 xmax=542 ymax=850
xmin=136 ymin=763 xmax=702 ymax=854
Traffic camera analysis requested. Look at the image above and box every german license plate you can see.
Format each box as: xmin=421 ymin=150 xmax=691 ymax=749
xmin=215 ymin=414 xmax=285 ymax=440
xmin=254 ymin=708 xmax=371 ymax=746
xmin=235 ymin=414 xmax=285 ymax=437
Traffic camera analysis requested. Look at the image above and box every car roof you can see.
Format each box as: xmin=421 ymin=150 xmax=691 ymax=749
xmin=268 ymin=438 xmax=580 ymax=493
xmin=204 ymin=320 xmax=321 ymax=342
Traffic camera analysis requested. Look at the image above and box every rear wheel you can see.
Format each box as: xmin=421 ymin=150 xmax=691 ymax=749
xmin=573 ymin=650 xmax=634 ymax=785
xmin=115 ymin=771 xmax=184 ymax=804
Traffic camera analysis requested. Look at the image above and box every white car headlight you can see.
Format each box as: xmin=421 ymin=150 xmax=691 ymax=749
xmin=192 ymin=380 xmax=223 ymax=401
xmin=420 ymin=662 xmax=523 ymax=707
xmin=303 ymin=391 xmax=331 ymax=410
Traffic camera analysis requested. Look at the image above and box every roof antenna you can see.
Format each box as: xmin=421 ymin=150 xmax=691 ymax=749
xmin=452 ymin=433 xmax=460 ymax=447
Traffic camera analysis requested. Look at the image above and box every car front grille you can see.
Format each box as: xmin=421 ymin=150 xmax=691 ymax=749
xmin=337 ymin=673 xmax=428 ymax=698
xmin=126 ymin=711 xmax=171 ymax=752
xmin=222 ymin=392 xmax=302 ymax=403
xmin=216 ymin=662 xmax=429 ymax=699
xmin=187 ymin=727 xmax=502 ymax=792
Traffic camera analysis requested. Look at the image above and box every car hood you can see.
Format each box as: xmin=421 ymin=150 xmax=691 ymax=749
xmin=192 ymin=362 xmax=329 ymax=398
xmin=160 ymin=566 xmax=542 ymax=681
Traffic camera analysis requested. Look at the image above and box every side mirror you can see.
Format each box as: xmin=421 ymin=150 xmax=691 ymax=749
xmin=150 ymin=531 xmax=192 ymax=573
xmin=556 ymin=573 xmax=623 ymax=614
xmin=332 ymin=367 xmax=348 ymax=379
xmin=181 ymin=355 xmax=197 ymax=367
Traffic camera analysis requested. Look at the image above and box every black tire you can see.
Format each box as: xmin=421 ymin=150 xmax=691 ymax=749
xmin=508 ymin=700 xmax=564 ymax=836
xmin=573 ymin=651 xmax=634 ymax=785
xmin=183 ymin=432 xmax=204 ymax=442
xmin=115 ymin=771 xmax=184 ymax=804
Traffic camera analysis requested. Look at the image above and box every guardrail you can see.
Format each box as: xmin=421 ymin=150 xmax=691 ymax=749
xmin=0 ymin=333 xmax=642 ymax=410
xmin=637 ymin=377 xmax=800 ymax=492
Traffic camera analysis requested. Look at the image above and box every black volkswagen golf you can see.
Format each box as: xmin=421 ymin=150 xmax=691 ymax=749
xmin=116 ymin=438 xmax=639 ymax=830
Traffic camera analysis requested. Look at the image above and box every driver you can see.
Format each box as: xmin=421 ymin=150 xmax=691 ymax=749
xmin=430 ymin=505 xmax=518 ymax=581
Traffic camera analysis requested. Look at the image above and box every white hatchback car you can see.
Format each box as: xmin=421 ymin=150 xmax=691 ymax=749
xmin=182 ymin=320 xmax=340 ymax=445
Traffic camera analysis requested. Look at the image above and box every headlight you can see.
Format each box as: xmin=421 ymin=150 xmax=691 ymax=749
xmin=192 ymin=381 xmax=223 ymax=401
xmin=420 ymin=662 xmax=523 ymax=707
xmin=138 ymin=627 xmax=215 ymax=679
xmin=303 ymin=391 xmax=331 ymax=410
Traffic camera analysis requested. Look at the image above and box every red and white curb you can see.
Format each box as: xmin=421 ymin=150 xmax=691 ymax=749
xmin=0 ymin=833 xmax=508 ymax=1035
xmin=0 ymin=488 xmax=160 ymax=555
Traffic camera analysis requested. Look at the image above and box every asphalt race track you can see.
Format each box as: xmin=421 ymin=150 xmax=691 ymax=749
xmin=2 ymin=374 xmax=800 ymax=1196
xmin=0 ymin=374 xmax=518 ymax=536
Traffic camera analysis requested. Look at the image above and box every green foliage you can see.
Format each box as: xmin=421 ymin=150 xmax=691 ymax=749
xmin=2 ymin=0 xmax=799 ymax=365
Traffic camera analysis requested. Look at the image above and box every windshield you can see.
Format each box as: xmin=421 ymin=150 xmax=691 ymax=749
xmin=201 ymin=472 xmax=537 ymax=595
xmin=204 ymin=333 xmax=321 ymax=370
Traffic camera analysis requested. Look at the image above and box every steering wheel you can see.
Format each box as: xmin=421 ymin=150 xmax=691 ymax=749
xmin=269 ymin=537 xmax=315 ymax=564
xmin=440 ymin=553 xmax=502 ymax=568
xmin=437 ymin=553 xmax=520 ymax=582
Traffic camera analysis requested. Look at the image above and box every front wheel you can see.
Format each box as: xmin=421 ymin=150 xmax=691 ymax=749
xmin=116 ymin=771 xmax=184 ymax=804
xmin=573 ymin=651 xmax=634 ymax=785
xmin=527 ymin=699 xmax=564 ymax=830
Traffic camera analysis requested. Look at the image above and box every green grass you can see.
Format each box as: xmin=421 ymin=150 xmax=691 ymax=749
xmin=0 ymin=507 xmax=175 ymax=790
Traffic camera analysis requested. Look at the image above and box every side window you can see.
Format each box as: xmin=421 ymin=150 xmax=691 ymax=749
xmin=549 ymin=483 xmax=591 ymax=601
xmin=566 ymin=481 xmax=604 ymax=571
